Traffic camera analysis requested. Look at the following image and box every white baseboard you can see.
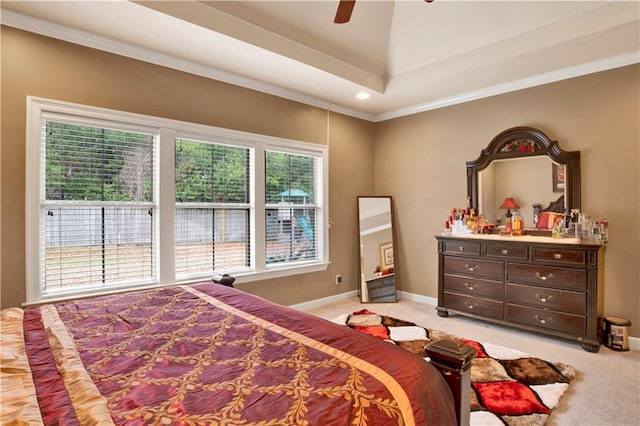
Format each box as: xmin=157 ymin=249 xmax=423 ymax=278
xmin=289 ymin=290 xmax=358 ymax=311
xmin=294 ymin=290 xmax=640 ymax=351
xmin=396 ymin=290 xmax=438 ymax=306
xmin=289 ymin=290 xmax=435 ymax=311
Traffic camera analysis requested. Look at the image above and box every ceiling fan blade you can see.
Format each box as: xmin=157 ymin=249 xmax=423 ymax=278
xmin=334 ymin=0 xmax=355 ymax=24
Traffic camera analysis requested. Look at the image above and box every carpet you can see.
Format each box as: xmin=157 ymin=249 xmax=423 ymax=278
xmin=334 ymin=309 xmax=576 ymax=426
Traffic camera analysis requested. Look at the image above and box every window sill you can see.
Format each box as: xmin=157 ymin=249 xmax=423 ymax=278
xmin=237 ymin=262 xmax=330 ymax=284
xmin=24 ymin=262 xmax=330 ymax=307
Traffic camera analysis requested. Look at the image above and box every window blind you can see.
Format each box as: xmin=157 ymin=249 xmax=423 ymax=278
xmin=28 ymin=98 xmax=328 ymax=303
xmin=41 ymin=120 xmax=156 ymax=295
xmin=265 ymin=151 xmax=319 ymax=265
xmin=175 ymin=139 xmax=250 ymax=278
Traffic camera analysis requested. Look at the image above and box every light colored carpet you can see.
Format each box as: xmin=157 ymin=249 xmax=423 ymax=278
xmin=303 ymin=297 xmax=640 ymax=426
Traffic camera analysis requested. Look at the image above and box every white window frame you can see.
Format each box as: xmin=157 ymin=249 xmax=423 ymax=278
xmin=173 ymin=134 xmax=254 ymax=281
xmin=26 ymin=97 xmax=329 ymax=304
xmin=264 ymin=147 xmax=323 ymax=268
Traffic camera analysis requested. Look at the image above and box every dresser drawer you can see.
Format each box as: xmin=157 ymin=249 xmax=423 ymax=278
xmin=367 ymin=275 xmax=394 ymax=290
xmin=507 ymin=283 xmax=586 ymax=315
xmin=507 ymin=263 xmax=586 ymax=290
xmin=367 ymin=276 xmax=395 ymax=298
xmin=369 ymin=284 xmax=395 ymax=298
xmin=369 ymin=288 xmax=396 ymax=301
xmin=506 ymin=304 xmax=586 ymax=336
xmin=443 ymin=292 xmax=503 ymax=320
xmin=444 ymin=256 xmax=504 ymax=280
xmin=532 ymin=247 xmax=586 ymax=265
xmin=442 ymin=240 xmax=481 ymax=256
xmin=444 ymin=274 xmax=503 ymax=299
xmin=367 ymin=276 xmax=396 ymax=301
xmin=485 ymin=244 xmax=528 ymax=260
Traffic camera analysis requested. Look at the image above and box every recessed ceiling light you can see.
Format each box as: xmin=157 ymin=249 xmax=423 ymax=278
xmin=356 ymin=91 xmax=370 ymax=100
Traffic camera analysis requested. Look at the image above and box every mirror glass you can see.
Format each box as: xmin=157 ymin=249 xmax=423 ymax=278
xmin=479 ymin=157 xmax=565 ymax=227
xmin=467 ymin=127 xmax=580 ymax=230
xmin=358 ymin=196 xmax=397 ymax=303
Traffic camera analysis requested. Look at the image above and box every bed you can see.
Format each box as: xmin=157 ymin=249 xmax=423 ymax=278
xmin=1 ymin=282 xmax=469 ymax=425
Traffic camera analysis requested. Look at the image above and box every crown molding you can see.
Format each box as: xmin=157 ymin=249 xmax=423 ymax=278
xmin=376 ymin=51 xmax=640 ymax=122
xmin=1 ymin=9 xmax=377 ymax=122
xmin=2 ymin=9 xmax=638 ymax=124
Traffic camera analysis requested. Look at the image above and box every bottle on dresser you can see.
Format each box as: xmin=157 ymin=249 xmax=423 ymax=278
xmin=511 ymin=211 xmax=524 ymax=236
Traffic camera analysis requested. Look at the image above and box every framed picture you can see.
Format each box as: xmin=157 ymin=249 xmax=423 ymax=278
xmin=379 ymin=241 xmax=394 ymax=270
xmin=552 ymin=163 xmax=565 ymax=193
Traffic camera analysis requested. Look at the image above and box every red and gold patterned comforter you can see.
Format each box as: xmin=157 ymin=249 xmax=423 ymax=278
xmin=1 ymin=283 xmax=455 ymax=425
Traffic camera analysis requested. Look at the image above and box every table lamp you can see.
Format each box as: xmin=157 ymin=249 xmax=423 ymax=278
xmin=500 ymin=197 xmax=519 ymax=219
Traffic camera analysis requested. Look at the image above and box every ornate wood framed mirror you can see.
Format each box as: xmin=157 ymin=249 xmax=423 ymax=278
xmin=466 ymin=127 xmax=581 ymax=228
xmin=357 ymin=196 xmax=397 ymax=303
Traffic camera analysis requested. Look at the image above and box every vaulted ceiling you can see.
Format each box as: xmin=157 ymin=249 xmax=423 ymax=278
xmin=2 ymin=1 xmax=639 ymax=121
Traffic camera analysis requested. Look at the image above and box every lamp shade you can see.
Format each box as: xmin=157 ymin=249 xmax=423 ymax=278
xmin=500 ymin=197 xmax=520 ymax=209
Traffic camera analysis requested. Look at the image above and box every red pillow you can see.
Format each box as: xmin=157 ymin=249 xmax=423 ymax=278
xmin=536 ymin=212 xmax=565 ymax=229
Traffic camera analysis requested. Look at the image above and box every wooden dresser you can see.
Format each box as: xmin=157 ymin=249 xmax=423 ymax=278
xmin=436 ymin=234 xmax=604 ymax=352
xmin=365 ymin=274 xmax=396 ymax=302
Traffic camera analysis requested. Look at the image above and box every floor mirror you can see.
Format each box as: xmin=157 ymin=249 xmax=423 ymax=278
xmin=357 ymin=196 xmax=397 ymax=302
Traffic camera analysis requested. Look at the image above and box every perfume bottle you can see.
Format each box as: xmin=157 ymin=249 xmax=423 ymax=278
xmin=599 ymin=219 xmax=608 ymax=242
xmin=511 ymin=211 xmax=524 ymax=236
xmin=504 ymin=215 xmax=513 ymax=235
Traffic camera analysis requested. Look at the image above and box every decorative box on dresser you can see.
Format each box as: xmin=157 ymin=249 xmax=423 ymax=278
xmin=436 ymin=234 xmax=605 ymax=352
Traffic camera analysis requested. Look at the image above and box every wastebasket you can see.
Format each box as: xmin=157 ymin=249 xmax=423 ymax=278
xmin=604 ymin=316 xmax=631 ymax=351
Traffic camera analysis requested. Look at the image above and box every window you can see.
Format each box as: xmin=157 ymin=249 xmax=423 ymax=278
xmin=26 ymin=98 xmax=328 ymax=303
xmin=265 ymin=151 xmax=319 ymax=265
xmin=39 ymin=119 xmax=157 ymax=299
xmin=175 ymin=139 xmax=251 ymax=279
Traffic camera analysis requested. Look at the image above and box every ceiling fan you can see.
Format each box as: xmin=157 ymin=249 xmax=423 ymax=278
xmin=334 ymin=0 xmax=434 ymax=24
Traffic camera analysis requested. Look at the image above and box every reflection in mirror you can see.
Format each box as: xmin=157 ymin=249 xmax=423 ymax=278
xmin=467 ymin=126 xmax=580 ymax=231
xmin=358 ymin=196 xmax=397 ymax=303
xmin=479 ymin=157 xmax=565 ymax=226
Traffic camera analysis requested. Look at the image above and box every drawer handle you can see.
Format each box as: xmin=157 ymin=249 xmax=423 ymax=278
xmin=465 ymin=264 xmax=479 ymax=272
xmin=464 ymin=301 xmax=478 ymax=310
xmin=502 ymin=249 xmax=508 ymax=255
xmin=534 ymin=272 xmax=554 ymax=281
xmin=464 ymin=282 xmax=479 ymax=291
xmin=458 ymin=246 xmax=465 ymax=252
xmin=553 ymin=253 xmax=563 ymax=259
xmin=535 ymin=294 xmax=554 ymax=303
xmin=534 ymin=315 xmax=554 ymax=325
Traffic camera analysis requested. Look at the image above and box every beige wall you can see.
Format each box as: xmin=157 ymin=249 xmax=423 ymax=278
xmin=374 ymin=64 xmax=640 ymax=336
xmin=0 ymin=27 xmax=375 ymax=309
xmin=2 ymin=27 xmax=639 ymax=337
